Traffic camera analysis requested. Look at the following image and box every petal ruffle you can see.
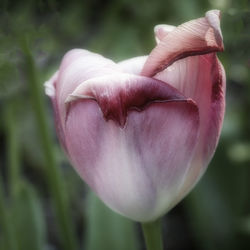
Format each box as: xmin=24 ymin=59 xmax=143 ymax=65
xmin=66 ymin=73 xmax=188 ymax=127
xmin=141 ymin=10 xmax=224 ymax=77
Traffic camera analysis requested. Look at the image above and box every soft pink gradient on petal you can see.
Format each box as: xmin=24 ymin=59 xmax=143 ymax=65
xmin=65 ymin=98 xmax=199 ymax=221
xmin=141 ymin=10 xmax=224 ymax=77
xmin=118 ymin=56 xmax=147 ymax=75
xmin=154 ymin=54 xmax=225 ymax=202
xmin=179 ymin=56 xmax=225 ymax=195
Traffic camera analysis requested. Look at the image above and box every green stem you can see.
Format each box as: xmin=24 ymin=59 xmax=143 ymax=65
xmin=20 ymin=37 xmax=77 ymax=250
xmin=5 ymin=102 xmax=20 ymax=198
xmin=0 ymin=175 xmax=18 ymax=250
xmin=141 ymin=219 xmax=163 ymax=250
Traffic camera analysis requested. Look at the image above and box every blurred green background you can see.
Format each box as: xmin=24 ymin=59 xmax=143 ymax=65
xmin=0 ymin=0 xmax=249 ymax=249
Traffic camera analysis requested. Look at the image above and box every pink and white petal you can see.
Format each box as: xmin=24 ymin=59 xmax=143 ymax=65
xmin=118 ymin=56 xmax=147 ymax=75
xmin=141 ymin=10 xmax=223 ymax=77
xmin=177 ymin=56 xmax=226 ymax=197
xmin=154 ymin=24 xmax=176 ymax=43
xmin=65 ymin=98 xmax=199 ymax=222
xmin=154 ymin=54 xmax=225 ymax=202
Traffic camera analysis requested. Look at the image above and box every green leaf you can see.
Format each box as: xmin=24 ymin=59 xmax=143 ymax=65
xmin=0 ymin=175 xmax=18 ymax=250
xmin=11 ymin=181 xmax=47 ymax=250
xmin=84 ymin=191 xmax=139 ymax=250
xmin=185 ymin=174 xmax=237 ymax=250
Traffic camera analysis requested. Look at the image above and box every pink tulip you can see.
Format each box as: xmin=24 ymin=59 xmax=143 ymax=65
xmin=45 ymin=10 xmax=225 ymax=222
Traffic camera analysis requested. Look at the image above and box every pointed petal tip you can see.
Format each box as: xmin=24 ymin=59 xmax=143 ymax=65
xmin=206 ymin=9 xmax=221 ymax=18
xmin=44 ymin=81 xmax=55 ymax=97
xmin=154 ymin=24 xmax=176 ymax=43
xmin=44 ymin=71 xmax=58 ymax=97
xmin=65 ymin=93 xmax=95 ymax=104
xmin=187 ymin=98 xmax=198 ymax=108
xmin=205 ymin=9 xmax=223 ymax=48
xmin=65 ymin=94 xmax=77 ymax=103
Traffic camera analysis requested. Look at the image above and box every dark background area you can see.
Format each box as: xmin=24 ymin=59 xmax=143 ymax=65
xmin=0 ymin=0 xmax=249 ymax=250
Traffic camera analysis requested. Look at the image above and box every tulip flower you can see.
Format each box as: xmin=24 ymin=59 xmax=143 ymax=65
xmin=45 ymin=10 xmax=225 ymax=225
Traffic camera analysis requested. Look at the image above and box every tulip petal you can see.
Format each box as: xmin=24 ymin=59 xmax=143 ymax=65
xmin=118 ymin=56 xmax=147 ymax=75
xmin=139 ymin=9 xmax=225 ymax=201
xmin=141 ymin=10 xmax=223 ymax=77
xmin=154 ymin=54 xmax=225 ymax=201
xmin=178 ymin=55 xmax=226 ymax=196
xmin=65 ymin=75 xmax=199 ymax=221
xmin=66 ymin=73 xmax=188 ymax=127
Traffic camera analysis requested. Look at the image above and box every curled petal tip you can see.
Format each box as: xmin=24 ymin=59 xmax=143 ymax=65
xmin=154 ymin=24 xmax=176 ymax=43
xmin=65 ymin=93 xmax=95 ymax=104
xmin=141 ymin=10 xmax=224 ymax=77
xmin=44 ymin=71 xmax=58 ymax=97
xmin=205 ymin=10 xmax=223 ymax=47
xmin=44 ymin=81 xmax=55 ymax=97
xmin=65 ymin=94 xmax=77 ymax=103
xmin=206 ymin=9 xmax=221 ymax=18
xmin=187 ymin=98 xmax=197 ymax=106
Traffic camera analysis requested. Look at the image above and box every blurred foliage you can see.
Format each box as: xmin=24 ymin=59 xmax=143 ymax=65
xmin=0 ymin=0 xmax=250 ymax=249
xmin=85 ymin=191 xmax=138 ymax=250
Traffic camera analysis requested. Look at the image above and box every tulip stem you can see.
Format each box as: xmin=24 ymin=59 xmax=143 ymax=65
xmin=5 ymin=101 xmax=20 ymax=198
xmin=20 ymin=37 xmax=77 ymax=250
xmin=0 ymin=175 xmax=18 ymax=250
xmin=141 ymin=219 xmax=163 ymax=250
